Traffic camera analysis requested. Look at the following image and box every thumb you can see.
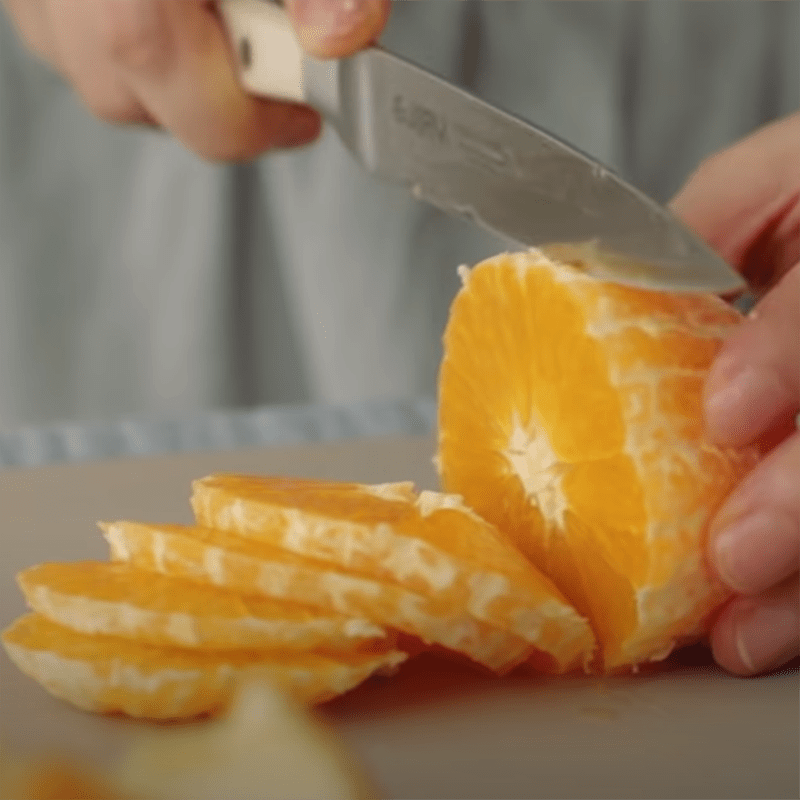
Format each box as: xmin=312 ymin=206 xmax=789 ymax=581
xmin=669 ymin=112 xmax=800 ymax=293
xmin=285 ymin=0 xmax=391 ymax=59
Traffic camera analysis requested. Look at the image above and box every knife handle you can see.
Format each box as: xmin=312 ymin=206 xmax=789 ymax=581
xmin=219 ymin=0 xmax=306 ymax=103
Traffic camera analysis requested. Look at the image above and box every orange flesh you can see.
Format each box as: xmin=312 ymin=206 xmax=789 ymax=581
xmin=438 ymin=250 xmax=757 ymax=669
xmin=190 ymin=476 xmax=595 ymax=672
xmin=2 ymin=614 xmax=405 ymax=718
xmin=102 ymin=519 xmax=543 ymax=673
xmin=17 ymin=561 xmax=388 ymax=654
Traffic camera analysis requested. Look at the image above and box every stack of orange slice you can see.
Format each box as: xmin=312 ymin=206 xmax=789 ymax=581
xmin=2 ymin=478 xmax=593 ymax=719
xmin=187 ymin=476 xmax=593 ymax=672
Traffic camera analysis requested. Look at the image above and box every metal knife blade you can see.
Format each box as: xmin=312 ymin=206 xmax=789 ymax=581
xmin=222 ymin=0 xmax=746 ymax=295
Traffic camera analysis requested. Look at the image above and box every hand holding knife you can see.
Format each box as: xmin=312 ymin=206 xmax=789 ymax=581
xmin=219 ymin=0 xmax=746 ymax=295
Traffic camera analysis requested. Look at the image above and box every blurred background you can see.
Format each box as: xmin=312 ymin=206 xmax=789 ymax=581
xmin=1 ymin=0 xmax=798 ymax=432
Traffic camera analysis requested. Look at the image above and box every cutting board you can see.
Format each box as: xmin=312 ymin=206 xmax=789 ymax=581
xmin=1 ymin=436 xmax=797 ymax=799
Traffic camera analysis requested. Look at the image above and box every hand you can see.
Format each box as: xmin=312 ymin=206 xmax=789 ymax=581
xmin=2 ymin=0 xmax=390 ymax=160
xmin=672 ymin=112 xmax=800 ymax=675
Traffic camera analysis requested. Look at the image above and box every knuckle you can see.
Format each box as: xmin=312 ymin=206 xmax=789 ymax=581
xmin=187 ymin=115 xmax=297 ymax=163
xmin=689 ymin=150 xmax=728 ymax=189
xmin=190 ymin=138 xmax=263 ymax=163
xmin=193 ymin=136 xmax=283 ymax=163
xmin=98 ymin=1 xmax=172 ymax=73
xmin=77 ymin=84 xmax=149 ymax=125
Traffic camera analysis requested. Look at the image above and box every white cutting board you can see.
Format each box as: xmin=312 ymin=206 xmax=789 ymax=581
xmin=1 ymin=436 xmax=797 ymax=799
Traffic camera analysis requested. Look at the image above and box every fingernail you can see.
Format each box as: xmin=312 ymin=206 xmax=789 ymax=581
xmin=713 ymin=511 xmax=795 ymax=593
xmin=292 ymin=0 xmax=384 ymax=52
xmin=734 ymin=603 xmax=799 ymax=674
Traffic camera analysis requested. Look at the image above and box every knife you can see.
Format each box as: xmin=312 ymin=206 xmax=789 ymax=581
xmin=219 ymin=0 xmax=746 ymax=295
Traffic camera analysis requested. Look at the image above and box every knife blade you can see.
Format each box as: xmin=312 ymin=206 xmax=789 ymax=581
xmin=220 ymin=0 xmax=746 ymax=295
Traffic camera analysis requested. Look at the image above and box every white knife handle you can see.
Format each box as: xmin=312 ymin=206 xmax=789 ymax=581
xmin=219 ymin=0 xmax=306 ymax=103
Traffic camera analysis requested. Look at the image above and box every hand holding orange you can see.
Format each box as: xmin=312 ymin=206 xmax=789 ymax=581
xmin=671 ymin=112 xmax=800 ymax=676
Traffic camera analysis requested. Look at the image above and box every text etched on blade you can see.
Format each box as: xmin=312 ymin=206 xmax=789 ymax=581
xmin=391 ymin=95 xmax=449 ymax=144
xmin=391 ymin=94 xmax=515 ymax=175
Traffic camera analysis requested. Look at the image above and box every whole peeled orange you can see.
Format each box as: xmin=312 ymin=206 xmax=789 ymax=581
xmin=437 ymin=245 xmax=759 ymax=671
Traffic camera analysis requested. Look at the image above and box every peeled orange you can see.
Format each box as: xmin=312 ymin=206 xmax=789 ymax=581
xmin=190 ymin=477 xmax=594 ymax=672
xmin=17 ymin=561 xmax=388 ymax=653
xmin=102 ymin=519 xmax=534 ymax=673
xmin=2 ymin=614 xmax=406 ymax=719
xmin=437 ymin=245 xmax=758 ymax=670
xmin=115 ymin=676 xmax=379 ymax=800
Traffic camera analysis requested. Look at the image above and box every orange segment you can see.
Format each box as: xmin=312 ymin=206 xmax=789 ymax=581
xmin=17 ymin=561 xmax=388 ymax=654
xmin=102 ymin=520 xmax=536 ymax=673
xmin=116 ymin=677 xmax=380 ymax=800
xmin=408 ymin=492 xmax=593 ymax=670
xmin=437 ymin=247 xmax=759 ymax=670
xmin=1 ymin=614 xmax=406 ymax=720
xmin=189 ymin=478 xmax=594 ymax=672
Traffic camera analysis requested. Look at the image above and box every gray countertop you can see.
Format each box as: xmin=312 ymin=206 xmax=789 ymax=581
xmin=0 ymin=397 xmax=436 ymax=469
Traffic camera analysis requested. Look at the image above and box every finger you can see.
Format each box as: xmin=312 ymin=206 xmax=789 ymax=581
xmin=704 ymin=263 xmax=800 ymax=447
xmin=707 ymin=431 xmax=799 ymax=595
xmin=671 ymin=112 xmax=800 ymax=293
xmin=285 ymin=0 xmax=391 ymax=59
xmin=710 ymin=578 xmax=799 ymax=676
xmin=4 ymin=0 xmax=60 ymax=67
xmin=129 ymin=0 xmax=321 ymax=158
xmin=46 ymin=0 xmax=160 ymax=124
xmin=69 ymin=0 xmax=319 ymax=159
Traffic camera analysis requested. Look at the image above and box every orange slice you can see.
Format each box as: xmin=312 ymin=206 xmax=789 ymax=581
xmin=189 ymin=477 xmax=594 ymax=672
xmin=17 ymin=561 xmax=388 ymax=653
xmin=1 ymin=614 xmax=406 ymax=719
xmin=437 ymin=246 xmax=759 ymax=670
xmin=115 ymin=676 xmax=379 ymax=800
xmin=102 ymin=520 xmax=535 ymax=673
